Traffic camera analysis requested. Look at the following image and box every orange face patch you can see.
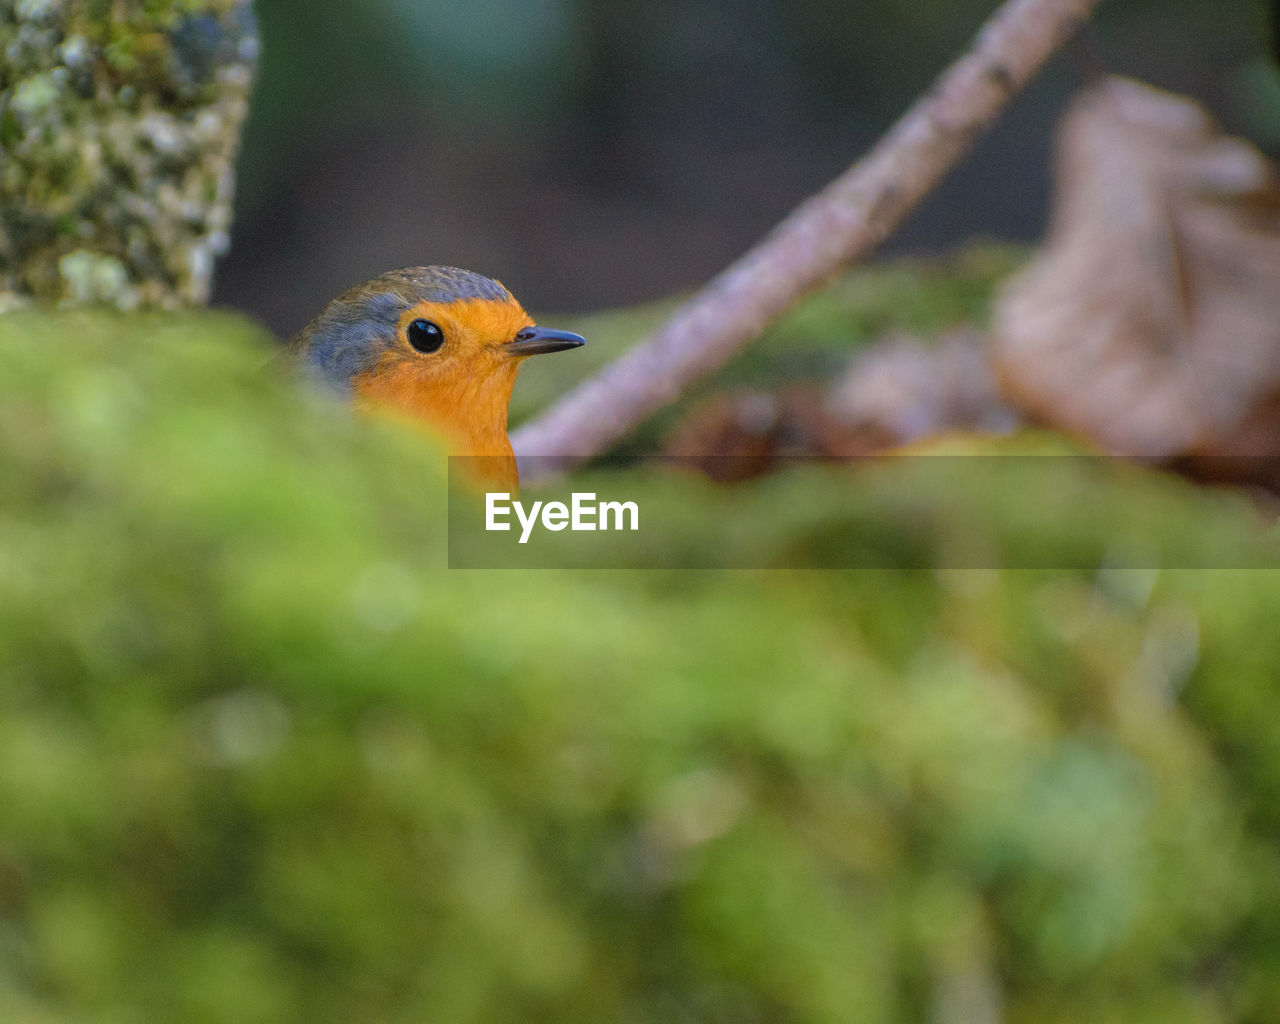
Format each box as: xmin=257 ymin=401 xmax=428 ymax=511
xmin=350 ymin=295 xmax=535 ymax=464
xmin=395 ymin=296 xmax=535 ymax=362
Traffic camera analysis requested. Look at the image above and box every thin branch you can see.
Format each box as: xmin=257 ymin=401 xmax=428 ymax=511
xmin=512 ymin=0 xmax=1104 ymax=480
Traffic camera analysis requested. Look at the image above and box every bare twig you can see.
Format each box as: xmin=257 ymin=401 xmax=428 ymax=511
xmin=513 ymin=0 xmax=1103 ymax=480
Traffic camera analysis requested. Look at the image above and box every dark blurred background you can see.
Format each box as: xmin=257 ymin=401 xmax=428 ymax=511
xmin=213 ymin=0 xmax=1278 ymax=336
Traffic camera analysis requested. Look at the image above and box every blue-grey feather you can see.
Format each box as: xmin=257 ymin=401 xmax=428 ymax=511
xmin=291 ymin=266 xmax=513 ymax=394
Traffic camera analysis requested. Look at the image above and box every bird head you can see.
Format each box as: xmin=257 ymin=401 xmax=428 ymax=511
xmin=291 ymin=266 xmax=584 ymax=483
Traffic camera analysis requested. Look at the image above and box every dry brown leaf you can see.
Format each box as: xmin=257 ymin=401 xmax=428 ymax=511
xmin=662 ymin=388 xmax=864 ymax=482
xmin=992 ymin=76 xmax=1280 ymax=459
xmin=828 ymin=329 xmax=1017 ymax=442
xmin=663 ymin=330 xmax=1016 ymax=481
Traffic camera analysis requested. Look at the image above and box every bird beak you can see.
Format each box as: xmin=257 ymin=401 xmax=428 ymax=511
xmin=504 ymin=325 xmax=587 ymax=358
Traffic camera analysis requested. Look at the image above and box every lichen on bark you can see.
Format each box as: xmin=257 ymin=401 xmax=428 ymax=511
xmin=0 ymin=0 xmax=257 ymax=310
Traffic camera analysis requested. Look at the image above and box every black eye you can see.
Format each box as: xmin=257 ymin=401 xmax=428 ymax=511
xmin=406 ymin=319 xmax=444 ymax=353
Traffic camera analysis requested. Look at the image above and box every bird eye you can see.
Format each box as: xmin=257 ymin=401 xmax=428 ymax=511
xmin=406 ymin=319 xmax=444 ymax=353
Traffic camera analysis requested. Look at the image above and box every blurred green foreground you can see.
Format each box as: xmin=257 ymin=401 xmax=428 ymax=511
xmin=2 ymin=282 xmax=1280 ymax=1023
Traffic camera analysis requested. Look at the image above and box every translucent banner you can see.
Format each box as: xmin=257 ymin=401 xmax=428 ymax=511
xmin=448 ymin=456 xmax=1280 ymax=569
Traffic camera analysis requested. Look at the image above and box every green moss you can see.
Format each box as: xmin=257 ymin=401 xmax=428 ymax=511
xmin=0 ymin=0 xmax=257 ymax=308
xmin=1 ymin=298 xmax=1280 ymax=1022
xmin=56 ymin=250 xmax=135 ymax=306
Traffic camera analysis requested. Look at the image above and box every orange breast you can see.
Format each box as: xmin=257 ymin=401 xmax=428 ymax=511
xmin=352 ymin=353 xmax=521 ymax=490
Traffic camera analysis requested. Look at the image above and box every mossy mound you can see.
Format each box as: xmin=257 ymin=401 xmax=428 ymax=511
xmin=2 ymin=301 xmax=1280 ymax=1023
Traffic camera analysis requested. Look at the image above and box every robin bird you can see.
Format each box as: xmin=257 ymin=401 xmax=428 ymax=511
xmin=290 ymin=266 xmax=585 ymax=489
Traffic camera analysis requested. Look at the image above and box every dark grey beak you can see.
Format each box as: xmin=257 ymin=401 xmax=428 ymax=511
xmin=505 ymin=325 xmax=587 ymax=358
